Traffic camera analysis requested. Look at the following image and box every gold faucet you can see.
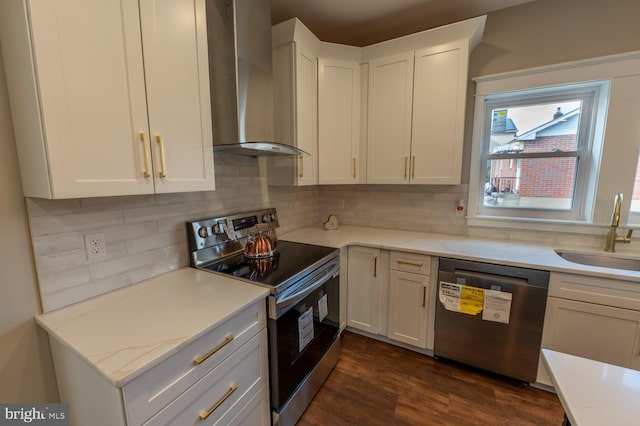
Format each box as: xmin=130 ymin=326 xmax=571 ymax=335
xmin=604 ymin=193 xmax=633 ymax=252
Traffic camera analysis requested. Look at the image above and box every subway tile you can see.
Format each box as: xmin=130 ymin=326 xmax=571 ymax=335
xmin=32 ymin=232 xmax=85 ymax=257
xmin=29 ymin=210 xmax=124 ymax=237
xmin=126 ymin=230 xmax=183 ymax=254
xmin=123 ymin=203 xmax=183 ymax=224
xmin=37 ymin=266 xmax=91 ymax=294
xmin=42 ymin=273 xmax=131 ymax=313
xmin=26 ymin=198 xmax=83 ymax=217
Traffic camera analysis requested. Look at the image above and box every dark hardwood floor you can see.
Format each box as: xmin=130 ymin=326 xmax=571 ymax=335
xmin=298 ymin=332 xmax=564 ymax=425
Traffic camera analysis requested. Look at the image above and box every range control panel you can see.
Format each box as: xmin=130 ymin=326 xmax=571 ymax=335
xmin=187 ymin=208 xmax=280 ymax=251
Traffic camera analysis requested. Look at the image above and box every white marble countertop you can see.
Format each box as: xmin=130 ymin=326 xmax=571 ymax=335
xmin=542 ymin=349 xmax=640 ymax=425
xmin=280 ymin=225 xmax=640 ymax=282
xmin=36 ymin=268 xmax=268 ymax=388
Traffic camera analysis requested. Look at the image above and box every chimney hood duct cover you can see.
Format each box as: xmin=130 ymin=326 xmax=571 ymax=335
xmin=207 ymin=0 xmax=307 ymax=157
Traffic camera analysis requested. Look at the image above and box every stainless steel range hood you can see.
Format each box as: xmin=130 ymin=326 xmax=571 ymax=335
xmin=206 ymin=0 xmax=308 ymax=157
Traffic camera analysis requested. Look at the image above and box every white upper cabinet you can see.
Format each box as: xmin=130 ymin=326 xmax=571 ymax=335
xmin=411 ymin=41 xmax=468 ymax=184
xmin=139 ymin=0 xmax=214 ymax=194
xmin=318 ymin=58 xmax=361 ymax=184
xmin=0 ymin=0 xmax=214 ymax=199
xmin=362 ymin=16 xmax=484 ymax=185
xmin=365 ymin=41 xmax=469 ymax=184
xmin=366 ymin=52 xmax=415 ymax=184
xmin=271 ymin=19 xmax=319 ymax=186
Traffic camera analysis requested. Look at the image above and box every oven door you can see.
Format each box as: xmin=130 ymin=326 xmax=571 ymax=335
xmin=268 ymin=257 xmax=340 ymax=411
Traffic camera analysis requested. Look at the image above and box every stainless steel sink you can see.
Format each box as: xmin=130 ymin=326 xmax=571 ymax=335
xmin=555 ymin=250 xmax=640 ymax=272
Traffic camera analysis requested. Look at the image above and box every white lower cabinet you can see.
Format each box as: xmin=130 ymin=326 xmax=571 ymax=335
xmin=50 ymin=301 xmax=269 ymax=426
xmin=387 ymin=270 xmax=429 ymax=348
xmin=346 ymin=246 xmax=384 ymax=334
xmin=346 ymin=247 xmax=432 ymax=350
xmin=387 ymin=252 xmax=431 ymax=348
xmin=537 ymin=272 xmax=640 ymax=386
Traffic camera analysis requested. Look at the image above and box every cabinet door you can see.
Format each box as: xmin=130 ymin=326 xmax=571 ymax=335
xmin=318 ymin=58 xmax=361 ymax=184
xmin=347 ymin=247 xmax=381 ymax=334
xmin=140 ymin=0 xmax=214 ymax=193
xmin=410 ymin=41 xmax=467 ymax=184
xmin=295 ymin=41 xmax=318 ymax=186
xmin=25 ymin=0 xmax=152 ymax=198
xmin=387 ymin=270 xmax=429 ymax=348
xmin=542 ymin=297 xmax=640 ymax=371
xmin=366 ymin=52 xmax=414 ymax=184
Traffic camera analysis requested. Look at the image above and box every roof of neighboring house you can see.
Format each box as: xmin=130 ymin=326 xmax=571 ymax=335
xmin=490 ymin=117 xmax=518 ymax=134
xmin=516 ymin=108 xmax=580 ymax=141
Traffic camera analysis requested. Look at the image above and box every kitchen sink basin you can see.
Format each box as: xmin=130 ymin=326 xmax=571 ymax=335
xmin=555 ymin=250 xmax=640 ymax=272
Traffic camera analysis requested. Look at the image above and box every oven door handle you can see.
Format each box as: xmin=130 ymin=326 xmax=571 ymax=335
xmin=275 ymin=261 xmax=339 ymax=310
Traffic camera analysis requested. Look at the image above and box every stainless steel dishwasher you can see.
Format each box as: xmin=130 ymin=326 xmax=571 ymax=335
xmin=434 ymin=257 xmax=550 ymax=383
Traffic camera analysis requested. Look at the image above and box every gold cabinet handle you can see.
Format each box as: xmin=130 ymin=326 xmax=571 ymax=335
xmin=373 ymin=256 xmax=378 ymax=277
xmin=412 ymin=155 xmax=416 ymax=179
xmin=193 ymin=335 xmax=234 ymax=365
xmin=422 ymin=286 xmax=427 ymax=307
xmin=299 ymin=156 xmax=304 ymax=178
xmin=156 ymin=135 xmax=167 ymax=178
xmin=139 ymin=132 xmax=151 ymax=178
xmin=404 ymin=156 xmax=408 ymax=179
xmin=198 ymin=383 xmax=237 ymax=421
xmin=397 ymin=258 xmax=423 ymax=267
xmin=353 ymin=158 xmax=357 ymax=179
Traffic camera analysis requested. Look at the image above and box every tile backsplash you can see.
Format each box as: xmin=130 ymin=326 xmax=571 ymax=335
xmin=28 ymin=155 xmax=321 ymax=312
xmin=28 ymin=155 xmax=611 ymax=312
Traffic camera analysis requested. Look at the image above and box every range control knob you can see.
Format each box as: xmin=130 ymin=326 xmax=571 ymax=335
xmin=198 ymin=226 xmax=209 ymax=238
xmin=270 ymin=213 xmax=277 ymax=222
xmin=261 ymin=214 xmax=270 ymax=223
xmin=213 ymin=222 xmax=225 ymax=235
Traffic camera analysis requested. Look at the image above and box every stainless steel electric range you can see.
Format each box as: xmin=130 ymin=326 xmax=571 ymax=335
xmin=187 ymin=208 xmax=340 ymax=426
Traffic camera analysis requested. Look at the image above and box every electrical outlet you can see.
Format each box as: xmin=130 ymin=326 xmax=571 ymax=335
xmin=84 ymin=232 xmax=107 ymax=259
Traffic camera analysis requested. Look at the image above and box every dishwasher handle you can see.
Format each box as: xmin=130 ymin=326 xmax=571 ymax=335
xmin=454 ymin=269 xmax=529 ymax=287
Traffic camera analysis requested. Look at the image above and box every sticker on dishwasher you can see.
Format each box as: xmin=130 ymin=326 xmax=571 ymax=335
xmin=318 ymin=294 xmax=328 ymax=322
xmin=298 ymin=307 xmax=314 ymax=352
xmin=439 ymin=282 xmax=484 ymax=315
xmin=482 ymin=289 xmax=512 ymax=323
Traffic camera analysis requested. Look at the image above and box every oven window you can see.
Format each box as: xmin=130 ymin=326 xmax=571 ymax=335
xmin=269 ymin=274 xmax=339 ymax=409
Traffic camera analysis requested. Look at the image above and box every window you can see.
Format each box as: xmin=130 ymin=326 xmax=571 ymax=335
xmin=469 ymin=80 xmax=610 ymax=225
xmin=628 ymin=150 xmax=640 ymax=225
xmin=476 ymin=83 xmax=607 ymax=221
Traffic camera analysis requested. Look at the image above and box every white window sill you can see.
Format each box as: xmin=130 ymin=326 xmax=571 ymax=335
xmin=466 ymin=215 xmax=613 ymax=236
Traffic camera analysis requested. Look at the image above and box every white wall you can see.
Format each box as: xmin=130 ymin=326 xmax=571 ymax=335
xmin=0 ymin=44 xmax=58 ymax=402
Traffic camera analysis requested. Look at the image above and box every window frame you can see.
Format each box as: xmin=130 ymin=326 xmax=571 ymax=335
xmin=464 ymin=51 xmax=640 ymax=234
xmin=475 ymin=83 xmax=604 ymax=222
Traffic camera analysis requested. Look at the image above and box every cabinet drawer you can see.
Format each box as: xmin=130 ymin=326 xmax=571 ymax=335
xmin=124 ymin=301 xmax=266 ymax=426
xmin=144 ymin=329 xmax=268 ymax=426
xmin=390 ymin=251 xmax=431 ymax=275
xmin=549 ymin=272 xmax=640 ymax=311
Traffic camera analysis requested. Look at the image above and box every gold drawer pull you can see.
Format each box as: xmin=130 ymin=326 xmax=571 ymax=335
xmin=412 ymin=155 xmax=416 ymax=179
xmin=299 ymin=156 xmax=304 ymax=178
xmin=193 ymin=335 xmax=234 ymax=365
xmin=397 ymin=258 xmax=423 ymax=267
xmin=139 ymin=132 xmax=151 ymax=178
xmin=156 ymin=134 xmax=167 ymax=178
xmin=374 ymin=256 xmax=378 ymax=277
xmin=353 ymin=158 xmax=357 ymax=179
xmin=198 ymin=383 xmax=237 ymax=421
xmin=404 ymin=156 xmax=408 ymax=178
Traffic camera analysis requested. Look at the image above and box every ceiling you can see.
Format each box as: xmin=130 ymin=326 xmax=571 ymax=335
xmin=271 ymin=0 xmax=536 ymax=46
